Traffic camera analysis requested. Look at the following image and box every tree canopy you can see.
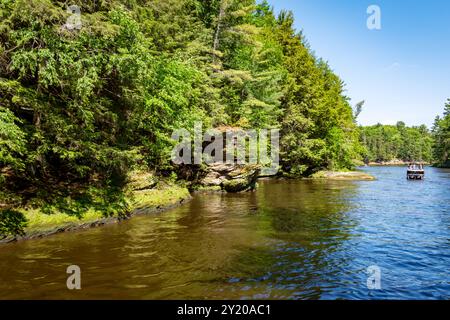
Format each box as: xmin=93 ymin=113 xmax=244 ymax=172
xmin=360 ymin=122 xmax=434 ymax=163
xmin=0 ymin=0 xmax=363 ymax=202
xmin=1 ymin=0 xmax=446 ymax=217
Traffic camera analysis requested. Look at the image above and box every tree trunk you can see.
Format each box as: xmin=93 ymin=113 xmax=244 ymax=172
xmin=213 ymin=0 xmax=227 ymax=62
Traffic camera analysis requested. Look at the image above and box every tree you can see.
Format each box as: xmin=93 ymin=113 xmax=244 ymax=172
xmin=0 ymin=0 xmax=367 ymax=219
xmin=276 ymin=10 xmax=361 ymax=175
xmin=432 ymin=99 xmax=450 ymax=167
xmin=360 ymin=123 xmax=434 ymax=163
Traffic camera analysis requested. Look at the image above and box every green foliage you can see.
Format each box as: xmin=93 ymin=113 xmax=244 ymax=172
xmin=0 ymin=209 xmax=28 ymax=237
xmin=0 ymin=106 xmax=26 ymax=171
xmin=360 ymin=122 xmax=434 ymax=163
xmin=432 ymin=99 xmax=450 ymax=167
xmin=0 ymin=0 xmax=206 ymax=185
xmin=39 ymin=185 xmax=129 ymax=219
xmin=0 ymin=0 xmax=366 ymax=219
xmin=276 ymin=11 xmax=362 ymax=175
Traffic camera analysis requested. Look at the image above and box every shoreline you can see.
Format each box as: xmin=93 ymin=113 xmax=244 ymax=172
xmin=308 ymin=170 xmax=376 ymax=181
xmin=0 ymin=184 xmax=192 ymax=245
xmin=1 ymin=169 xmax=376 ymax=245
xmin=365 ymin=161 xmax=430 ymax=167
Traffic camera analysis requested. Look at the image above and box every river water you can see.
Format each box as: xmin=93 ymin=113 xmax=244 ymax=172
xmin=0 ymin=166 xmax=449 ymax=299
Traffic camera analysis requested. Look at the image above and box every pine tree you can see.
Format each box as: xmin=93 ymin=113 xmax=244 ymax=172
xmin=432 ymin=100 xmax=450 ymax=167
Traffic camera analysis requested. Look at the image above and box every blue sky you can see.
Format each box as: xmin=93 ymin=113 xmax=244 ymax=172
xmin=269 ymin=0 xmax=450 ymax=128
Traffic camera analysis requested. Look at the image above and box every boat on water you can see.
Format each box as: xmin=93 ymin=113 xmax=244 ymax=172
xmin=407 ymin=163 xmax=425 ymax=180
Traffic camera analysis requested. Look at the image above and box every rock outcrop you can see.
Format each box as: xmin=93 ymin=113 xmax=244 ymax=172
xmin=199 ymin=163 xmax=261 ymax=192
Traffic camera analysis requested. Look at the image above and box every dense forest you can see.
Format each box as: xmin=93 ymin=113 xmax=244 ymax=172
xmin=0 ymin=0 xmax=362 ymax=211
xmin=360 ymin=100 xmax=450 ymax=166
xmin=0 ymin=0 xmax=448 ymax=231
xmin=360 ymin=122 xmax=434 ymax=163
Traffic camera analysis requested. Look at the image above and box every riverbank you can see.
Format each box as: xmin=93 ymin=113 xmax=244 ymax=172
xmin=1 ymin=169 xmax=376 ymax=244
xmin=0 ymin=178 xmax=191 ymax=244
xmin=366 ymin=160 xmax=430 ymax=166
xmin=309 ymin=170 xmax=376 ymax=181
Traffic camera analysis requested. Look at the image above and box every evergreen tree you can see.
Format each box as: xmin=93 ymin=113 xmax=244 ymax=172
xmin=0 ymin=0 xmax=367 ymax=216
xmin=360 ymin=123 xmax=434 ymax=163
xmin=432 ymin=100 xmax=450 ymax=167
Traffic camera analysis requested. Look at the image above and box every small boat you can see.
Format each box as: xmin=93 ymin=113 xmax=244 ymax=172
xmin=407 ymin=163 xmax=425 ymax=180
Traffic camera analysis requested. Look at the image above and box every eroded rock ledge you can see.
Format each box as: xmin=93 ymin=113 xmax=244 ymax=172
xmin=196 ymin=163 xmax=261 ymax=193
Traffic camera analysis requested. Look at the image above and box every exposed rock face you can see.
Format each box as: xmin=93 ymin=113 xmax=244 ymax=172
xmin=199 ymin=163 xmax=261 ymax=192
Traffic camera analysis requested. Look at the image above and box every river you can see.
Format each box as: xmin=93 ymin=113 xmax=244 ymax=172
xmin=0 ymin=166 xmax=449 ymax=299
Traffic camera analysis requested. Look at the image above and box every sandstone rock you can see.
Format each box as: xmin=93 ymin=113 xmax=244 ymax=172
xmin=223 ymin=179 xmax=248 ymax=192
xmin=198 ymin=164 xmax=261 ymax=192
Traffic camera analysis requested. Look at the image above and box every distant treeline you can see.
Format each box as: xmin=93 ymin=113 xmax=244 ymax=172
xmin=359 ymin=99 xmax=450 ymax=167
xmin=360 ymin=122 xmax=434 ymax=163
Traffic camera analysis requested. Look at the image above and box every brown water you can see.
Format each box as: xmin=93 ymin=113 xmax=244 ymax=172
xmin=0 ymin=167 xmax=449 ymax=299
